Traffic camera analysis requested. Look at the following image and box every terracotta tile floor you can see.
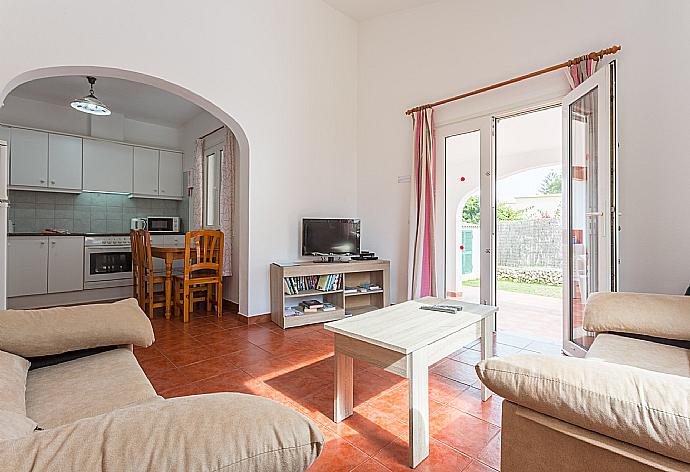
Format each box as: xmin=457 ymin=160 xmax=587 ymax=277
xmin=134 ymin=308 xmax=560 ymax=471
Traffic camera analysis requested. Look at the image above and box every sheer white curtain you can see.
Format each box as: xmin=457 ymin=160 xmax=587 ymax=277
xmin=191 ymin=138 xmax=204 ymax=229
xmin=219 ymin=128 xmax=235 ymax=276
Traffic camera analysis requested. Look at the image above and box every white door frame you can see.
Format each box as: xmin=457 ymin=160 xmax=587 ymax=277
xmin=561 ymin=60 xmax=618 ymax=357
xmin=435 ymin=116 xmax=495 ymax=308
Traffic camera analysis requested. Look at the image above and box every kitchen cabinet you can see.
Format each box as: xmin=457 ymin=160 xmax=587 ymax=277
xmin=158 ymin=151 xmax=183 ymax=198
xmin=48 ymin=236 xmax=84 ymax=293
xmin=10 ymin=128 xmax=49 ymax=188
xmin=83 ymin=139 xmax=133 ymax=193
xmin=133 ymin=147 xmax=160 ymax=196
xmin=48 ymin=134 xmax=82 ymax=190
xmin=7 ymin=237 xmax=49 ymax=297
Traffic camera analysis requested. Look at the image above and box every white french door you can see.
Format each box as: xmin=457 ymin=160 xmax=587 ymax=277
xmin=436 ymin=117 xmax=495 ymax=308
xmin=562 ymin=61 xmax=618 ymax=357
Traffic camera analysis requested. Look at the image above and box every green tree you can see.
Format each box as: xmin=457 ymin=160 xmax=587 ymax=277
xmin=539 ymin=170 xmax=562 ymax=195
xmin=462 ymin=196 xmax=480 ymax=224
xmin=496 ymin=202 xmax=527 ymax=221
xmin=462 ymin=196 xmax=527 ymax=223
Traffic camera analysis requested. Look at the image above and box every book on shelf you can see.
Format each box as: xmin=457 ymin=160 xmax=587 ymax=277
xmin=283 ymin=274 xmax=342 ymax=295
xmin=321 ymin=303 xmax=337 ymax=312
xmin=284 ymin=306 xmax=303 ymax=317
xmin=344 ymin=286 xmax=358 ymax=294
xmin=300 ymin=299 xmax=324 ymax=309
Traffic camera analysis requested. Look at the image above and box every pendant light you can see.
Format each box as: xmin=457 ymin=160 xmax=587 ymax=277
xmin=70 ymin=76 xmax=111 ymax=116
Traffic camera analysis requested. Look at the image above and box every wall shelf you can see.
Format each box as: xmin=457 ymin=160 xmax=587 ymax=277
xmin=270 ymin=260 xmax=390 ymax=329
xmin=344 ymin=289 xmax=384 ymax=297
xmin=285 ymin=288 xmax=344 ymax=298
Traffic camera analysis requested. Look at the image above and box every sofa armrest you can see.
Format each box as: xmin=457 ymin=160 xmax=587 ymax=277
xmin=476 ymin=354 xmax=690 ymax=464
xmin=2 ymin=393 xmax=324 ymax=472
xmin=0 ymin=298 xmax=154 ymax=358
xmin=584 ymin=292 xmax=690 ymax=341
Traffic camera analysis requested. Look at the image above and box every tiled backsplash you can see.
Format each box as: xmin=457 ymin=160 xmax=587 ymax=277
xmin=8 ymin=190 xmax=182 ymax=234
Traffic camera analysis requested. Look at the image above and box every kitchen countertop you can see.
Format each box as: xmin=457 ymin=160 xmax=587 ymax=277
xmin=8 ymin=232 xmax=186 ymax=237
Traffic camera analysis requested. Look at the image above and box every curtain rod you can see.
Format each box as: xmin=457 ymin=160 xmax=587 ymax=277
xmin=405 ymin=45 xmax=621 ymax=116
xmin=198 ymin=126 xmax=224 ymax=140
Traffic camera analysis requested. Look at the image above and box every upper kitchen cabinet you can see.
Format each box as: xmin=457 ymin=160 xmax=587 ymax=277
xmin=10 ymin=129 xmax=82 ymax=191
xmin=48 ymin=134 xmax=82 ymax=190
xmin=83 ymin=139 xmax=133 ymax=193
xmin=10 ymin=128 xmax=49 ymax=188
xmin=133 ymin=147 xmax=160 ymax=196
xmin=158 ymin=150 xmax=183 ymax=198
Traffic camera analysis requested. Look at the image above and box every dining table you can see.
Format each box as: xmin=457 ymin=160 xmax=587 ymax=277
xmin=150 ymin=245 xmax=186 ymax=319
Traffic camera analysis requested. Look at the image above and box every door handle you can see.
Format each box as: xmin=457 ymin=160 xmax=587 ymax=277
xmin=585 ymin=212 xmax=604 ymax=217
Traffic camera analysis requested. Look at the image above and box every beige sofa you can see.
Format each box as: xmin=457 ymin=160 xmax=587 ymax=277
xmin=0 ymin=298 xmax=324 ymax=471
xmin=477 ymin=292 xmax=690 ymax=472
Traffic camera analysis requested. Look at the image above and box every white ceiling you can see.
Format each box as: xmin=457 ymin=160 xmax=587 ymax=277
xmin=10 ymin=76 xmax=205 ymax=128
xmin=322 ymin=0 xmax=441 ymax=20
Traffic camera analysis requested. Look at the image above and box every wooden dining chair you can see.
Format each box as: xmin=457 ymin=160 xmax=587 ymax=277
xmin=173 ymin=230 xmax=224 ymax=323
xmin=136 ymin=230 xmax=166 ymax=319
xmin=129 ymin=230 xmax=144 ymax=308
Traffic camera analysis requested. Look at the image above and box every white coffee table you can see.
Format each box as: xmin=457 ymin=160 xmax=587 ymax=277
xmin=324 ymin=297 xmax=498 ymax=468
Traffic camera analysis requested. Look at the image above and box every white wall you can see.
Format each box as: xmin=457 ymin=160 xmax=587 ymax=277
xmin=358 ymin=0 xmax=690 ymax=301
xmin=0 ymin=95 xmax=181 ymax=150
xmin=0 ymin=0 xmax=358 ymax=316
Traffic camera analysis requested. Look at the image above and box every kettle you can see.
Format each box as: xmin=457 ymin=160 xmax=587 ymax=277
xmin=130 ymin=218 xmax=147 ymax=230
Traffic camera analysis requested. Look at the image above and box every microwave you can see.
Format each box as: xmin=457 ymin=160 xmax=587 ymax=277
xmin=138 ymin=216 xmax=181 ymax=233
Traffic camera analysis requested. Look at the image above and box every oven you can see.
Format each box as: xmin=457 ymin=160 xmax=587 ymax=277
xmin=146 ymin=216 xmax=180 ymax=233
xmin=84 ymin=236 xmax=133 ymax=289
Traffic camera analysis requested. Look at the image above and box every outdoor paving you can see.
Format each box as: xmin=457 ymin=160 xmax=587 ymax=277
xmin=461 ymin=286 xmax=563 ymax=345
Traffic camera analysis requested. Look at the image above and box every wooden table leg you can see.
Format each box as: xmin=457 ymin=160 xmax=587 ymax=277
xmin=408 ymin=350 xmax=429 ymax=468
xmin=333 ymin=351 xmax=353 ymax=423
xmin=164 ymin=255 xmax=173 ymax=319
xmin=480 ymin=312 xmax=496 ymax=401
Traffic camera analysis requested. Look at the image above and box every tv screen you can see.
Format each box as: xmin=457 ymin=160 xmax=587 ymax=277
xmin=302 ymin=218 xmax=360 ymax=256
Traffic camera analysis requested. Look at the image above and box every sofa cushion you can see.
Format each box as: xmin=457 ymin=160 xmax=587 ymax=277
xmin=584 ymin=292 xmax=690 ymax=341
xmin=587 ymin=333 xmax=690 ymax=378
xmin=0 ymin=298 xmax=155 ymax=358
xmin=26 ymin=348 xmax=159 ymax=428
xmin=0 ymin=350 xmax=36 ymax=440
xmin=1 ymin=393 xmax=323 ymax=472
xmin=476 ymin=354 xmax=690 ymax=463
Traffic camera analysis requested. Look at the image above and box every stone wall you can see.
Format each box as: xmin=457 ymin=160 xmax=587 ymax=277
xmin=497 ymin=218 xmax=562 ymax=269
xmin=496 ymin=218 xmax=562 ymax=286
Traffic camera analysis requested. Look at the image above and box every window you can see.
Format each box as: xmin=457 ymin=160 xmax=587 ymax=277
xmin=203 ymin=145 xmax=223 ymax=227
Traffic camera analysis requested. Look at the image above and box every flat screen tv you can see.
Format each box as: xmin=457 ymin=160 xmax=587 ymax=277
xmin=302 ymin=218 xmax=360 ymax=257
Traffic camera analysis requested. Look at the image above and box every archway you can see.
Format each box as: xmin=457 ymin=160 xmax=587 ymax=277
xmin=0 ymin=66 xmax=251 ymax=316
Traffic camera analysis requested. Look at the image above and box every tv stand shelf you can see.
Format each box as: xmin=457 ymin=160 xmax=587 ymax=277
xmin=270 ymin=260 xmax=390 ymax=329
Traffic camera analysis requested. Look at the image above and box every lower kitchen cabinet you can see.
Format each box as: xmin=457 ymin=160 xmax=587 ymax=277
xmin=48 ymin=236 xmax=84 ymax=294
xmin=7 ymin=236 xmax=84 ymax=297
xmin=7 ymin=237 xmax=49 ymax=297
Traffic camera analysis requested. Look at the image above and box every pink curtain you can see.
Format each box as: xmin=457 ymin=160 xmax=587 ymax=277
xmin=408 ymin=108 xmax=437 ymax=299
xmin=566 ymin=58 xmax=598 ymax=89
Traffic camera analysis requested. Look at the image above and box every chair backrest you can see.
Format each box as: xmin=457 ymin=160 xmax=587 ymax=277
xmin=183 ymin=230 xmax=224 ymax=279
xmin=140 ymin=230 xmax=155 ymax=275
xmin=130 ymin=229 xmax=144 ymax=304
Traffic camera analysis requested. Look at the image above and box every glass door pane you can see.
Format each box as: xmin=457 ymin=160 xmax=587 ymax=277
xmin=568 ymin=89 xmax=598 ymax=349
xmin=444 ymin=130 xmax=481 ymax=303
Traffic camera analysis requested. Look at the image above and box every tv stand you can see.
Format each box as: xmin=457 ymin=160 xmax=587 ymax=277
xmin=270 ymin=259 xmax=390 ymax=329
